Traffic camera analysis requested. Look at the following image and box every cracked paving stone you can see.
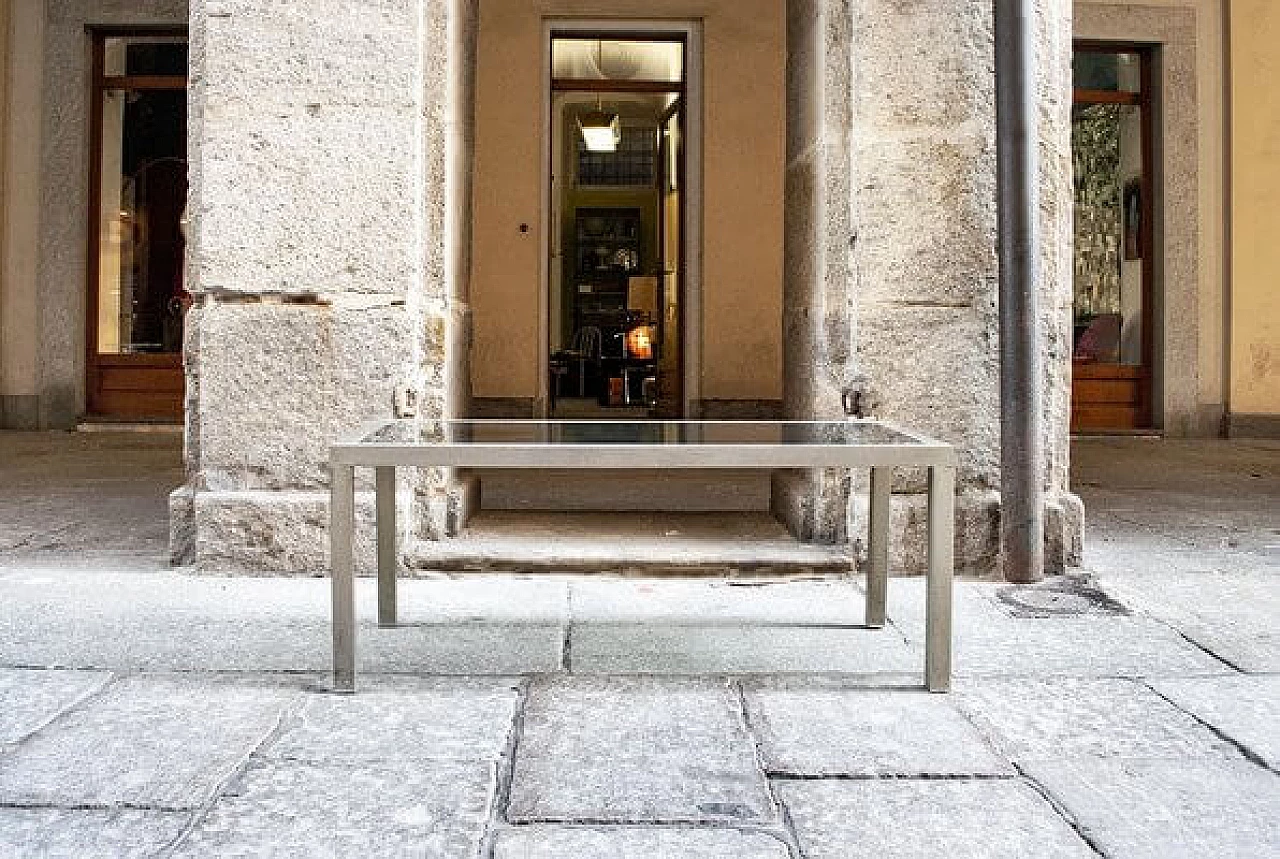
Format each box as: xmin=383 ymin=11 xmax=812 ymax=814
xmin=742 ymin=681 xmax=1010 ymax=776
xmin=0 ymin=675 xmax=299 ymax=809
xmin=492 ymin=825 xmax=792 ymax=858
xmin=0 ymin=668 xmax=111 ymax=744
xmin=777 ymin=779 xmax=1096 ymax=859
xmin=171 ymin=758 xmax=494 ymax=858
xmin=1024 ymin=758 xmax=1280 ymax=859
xmin=507 ymin=677 xmax=774 ymax=824
xmin=0 ymin=808 xmax=189 ymax=859
xmin=953 ymin=678 xmax=1240 ymax=762
xmin=263 ymin=677 xmax=520 ymax=765
xmin=1150 ymin=674 xmax=1280 ymax=768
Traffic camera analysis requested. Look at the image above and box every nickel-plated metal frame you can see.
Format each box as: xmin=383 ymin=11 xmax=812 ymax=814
xmin=328 ymin=419 xmax=955 ymax=693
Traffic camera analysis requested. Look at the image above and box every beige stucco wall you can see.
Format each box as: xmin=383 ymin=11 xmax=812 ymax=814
xmin=0 ymin=0 xmax=44 ymax=428
xmin=1228 ymin=0 xmax=1280 ymax=418
xmin=470 ymin=0 xmax=785 ymax=405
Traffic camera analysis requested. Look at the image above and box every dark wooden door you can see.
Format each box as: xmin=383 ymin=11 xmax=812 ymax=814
xmin=86 ymin=31 xmax=188 ymax=421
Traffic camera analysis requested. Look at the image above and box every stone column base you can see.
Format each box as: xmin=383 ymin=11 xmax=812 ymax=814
xmin=772 ymin=470 xmax=1083 ymax=578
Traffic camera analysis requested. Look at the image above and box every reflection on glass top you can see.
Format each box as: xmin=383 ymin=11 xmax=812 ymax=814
xmin=357 ymin=421 xmax=929 ymax=447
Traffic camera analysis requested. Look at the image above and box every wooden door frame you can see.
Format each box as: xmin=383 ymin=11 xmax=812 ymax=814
xmin=85 ymin=27 xmax=188 ymax=419
xmin=1071 ymin=42 xmax=1157 ymax=430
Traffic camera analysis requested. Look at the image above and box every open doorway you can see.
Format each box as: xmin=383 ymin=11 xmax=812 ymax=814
xmin=86 ymin=31 xmax=189 ymax=421
xmin=1070 ymin=44 xmax=1156 ymax=431
xmin=546 ymin=35 xmax=686 ymax=419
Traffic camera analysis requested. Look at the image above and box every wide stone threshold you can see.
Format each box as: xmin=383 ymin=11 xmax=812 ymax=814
xmin=405 ymin=511 xmax=851 ymax=577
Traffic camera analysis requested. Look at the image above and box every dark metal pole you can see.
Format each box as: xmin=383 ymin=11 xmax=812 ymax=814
xmin=994 ymin=0 xmax=1045 ymax=583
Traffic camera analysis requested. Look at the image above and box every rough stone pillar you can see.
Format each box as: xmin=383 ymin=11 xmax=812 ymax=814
xmin=172 ymin=0 xmax=464 ymax=572
xmin=779 ymin=0 xmax=1081 ymax=576
xmin=1036 ymin=0 xmax=1085 ymax=570
xmin=774 ymin=0 xmax=858 ymax=542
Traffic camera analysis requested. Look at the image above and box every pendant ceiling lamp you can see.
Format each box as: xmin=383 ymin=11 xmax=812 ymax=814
xmin=579 ymin=40 xmax=621 ymax=152
xmin=579 ymin=109 xmax=621 ymax=152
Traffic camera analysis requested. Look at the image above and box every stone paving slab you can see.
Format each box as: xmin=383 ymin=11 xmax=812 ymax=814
xmin=954 ymin=678 xmax=1240 ymax=763
xmin=0 ymin=807 xmax=189 ymax=859
xmin=264 ymin=677 xmax=520 ymax=765
xmin=887 ymin=581 xmax=1231 ymax=676
xmin=0 ymin=668 xmax=110 ymax=744
xmin=492 ymin=825 xmax=792 ymax=858
xmin=569 ymin=579 xmax=864 ymax=625
xmin=1097 ymin=571 xmax=1280 ymax=673
xmin=507 ymin=678 xmax=774 ymax=824
xmin=171 ymin=758 xmax=494 ymax=858
xmin=568 ymin=624 xmax=920 ymax=676
xmin=742 ymin=681 xmax=1010 ymax=776
xmin=0 ymin=572 xmax=565 ymax=674
xmin=776 ymin=779 xmax=1096 ymax=859
xmin=1150 ymin=674 xmax=1280 ymax=767
xmin=0 ymin=675 xmax=299 ymax=810
xmin=1024 ymin=758 xmax=1280 ymax=859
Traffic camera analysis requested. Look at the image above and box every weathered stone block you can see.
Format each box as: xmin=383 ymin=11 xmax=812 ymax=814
xmin=778 ymin=779 xmax=1096 ymax=859
xmin=0 ymin=809 xmax=189 ymax=858
xmin=853 ymin=134 xmax=997 ymax=307
xmin=743 ymin=682 xmax=1011 ymax=776
xmin=507 ymin=678 xmax=775 ymax=824
xmin=196 ymin=105 xmax=422 ymax=295
xmin=851 ymin=0 xmax=995 ymax=131
xmin=955 ymin=678 xmax=1240 ymax=762
xmin=0 ymin=675 xmax=298 ymax=810
xmin=199 ymin=0 xmax=425 ymax=109
xmin=191 ymin=489 xmax=375 ymax=575
xmin=263 ymin=678 xmax=520 ymax=765
xmin=1022 ymin=759 xmax=1280 ymax=859
xmin=856 ymin=305 xmax=1001 ymax=488
xmin=172 ymin=758 xmax=494 ymax=858
xmin=193 ymin=303 xmax=410 ymax=489
xmin=493 ymin=827 xmax=791 ymax=859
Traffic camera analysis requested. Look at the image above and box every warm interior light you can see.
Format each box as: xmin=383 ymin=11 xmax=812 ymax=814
xmin=626 ymin=324 xmax=655 ymax=360
xmin=579 ymin=110 xmax=621 ymax=152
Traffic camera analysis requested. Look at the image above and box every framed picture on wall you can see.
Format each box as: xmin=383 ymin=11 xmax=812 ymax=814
xmin=1123 ymin=179 xmax=1143 ymax=260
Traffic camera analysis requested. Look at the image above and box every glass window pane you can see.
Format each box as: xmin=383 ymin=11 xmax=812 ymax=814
xmin=1073 ymin=51 xmax=1141 ymax=93
xmin=96 ymin=88 xmax=189 ymax=355
xmin=552 ymin=38 xmax=683 ymax=82
xmin=577 ymin=124 xmax=658 ymax=186
xmin=104 ymin=36 xmax=188 ymax=76
xmin=1071 ymin=102 xmax=1145 ymax=366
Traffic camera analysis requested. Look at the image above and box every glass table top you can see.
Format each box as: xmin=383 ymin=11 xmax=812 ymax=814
xmin=351 ymin=420 xmax=935 ymax=448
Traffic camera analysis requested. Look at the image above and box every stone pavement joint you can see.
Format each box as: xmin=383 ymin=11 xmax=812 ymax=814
xmin=477 ymin=678 xmax=531 ymax=859
xmin=732 ymin=681 xmax=805 ymax=859
xmin=1011 ymin=765 xmax=1111 ymax=859
xmin=1143 ymin=678 xmax=1280 ymax=775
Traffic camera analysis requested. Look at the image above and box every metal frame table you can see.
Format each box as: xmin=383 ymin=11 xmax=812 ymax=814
xmin=329 ymin=419 xmax=956 ymax=693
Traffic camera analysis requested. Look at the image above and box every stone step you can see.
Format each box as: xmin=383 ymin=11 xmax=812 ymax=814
xmin=406 ymin=511 xmax=850 ymax=576
xmin=473 ymin=469 xmax=772 ymax=513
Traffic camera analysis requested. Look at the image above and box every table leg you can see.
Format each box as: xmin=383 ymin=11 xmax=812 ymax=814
xmin=925 ymin=464 xmax=955 ymax=692
xmin=330 ymin=463 xmax=357 ymax=693
xmin=376 ymin=466 xmax=397 ymax=627
xmin=866 ymin=466 xmax=890 ymax=628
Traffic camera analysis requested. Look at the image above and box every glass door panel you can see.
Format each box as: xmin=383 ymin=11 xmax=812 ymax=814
xmin=1071 ymin=101 xmax=1145 ymax=367
xmin=1070 ymin=47 xmax=1153 ymax=432
xmin=87 ymin=32 xmax=188 ymax=420
xmin=96 ymin=88 xmax=188 ymax=356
